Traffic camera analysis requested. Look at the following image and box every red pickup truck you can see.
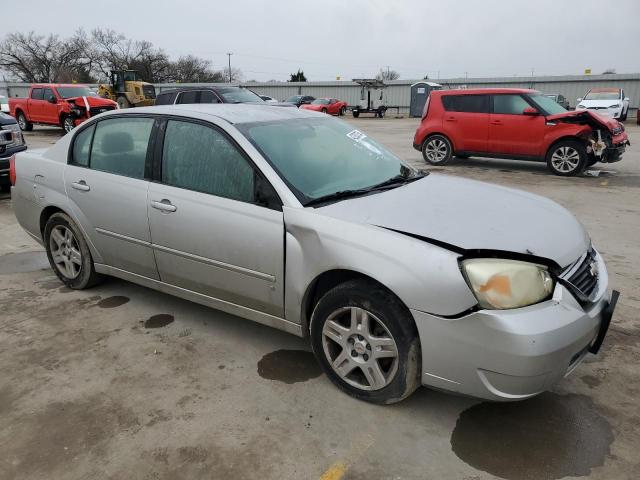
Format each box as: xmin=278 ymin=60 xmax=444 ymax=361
xmin=10 ymin=84 xmax=117 ymax=133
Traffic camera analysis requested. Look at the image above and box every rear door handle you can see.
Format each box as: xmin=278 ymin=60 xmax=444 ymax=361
xmin=71 ymin=180 xmax=90 ymax=191
xmin=490 ymin=120 xmax=503 ymax=125
xmin=151 ymin=199 xmax=177 ymax=213
xmin=445 ymin=116 xmax=457 ymax=122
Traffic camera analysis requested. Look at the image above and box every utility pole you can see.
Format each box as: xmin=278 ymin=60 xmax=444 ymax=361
xmin=227 ymin=52 xmax=233 ymax=83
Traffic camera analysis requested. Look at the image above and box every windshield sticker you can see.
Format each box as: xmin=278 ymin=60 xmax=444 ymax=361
xmin=346 ymin=129 xmax=366 ymax=142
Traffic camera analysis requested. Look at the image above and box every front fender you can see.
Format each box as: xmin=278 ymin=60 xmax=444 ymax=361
xmin=283 ymin=206 xmax=477 ymax=325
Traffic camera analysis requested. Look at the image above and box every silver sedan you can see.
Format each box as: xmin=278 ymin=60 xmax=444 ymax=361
xmin=10 ymin=104 xmax=617 ymax=403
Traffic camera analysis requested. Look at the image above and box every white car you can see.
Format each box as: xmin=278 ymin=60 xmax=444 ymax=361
xmin=576 ymin=88 xmax=630 ymax=121
xmin=0 ymin=95 xmax=10 ymax=113
xmin=259 ymin=95 xmax=279 ymax=103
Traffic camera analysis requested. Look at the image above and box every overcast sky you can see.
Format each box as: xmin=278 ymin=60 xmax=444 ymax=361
xmin=8 ymin=0 xmax=640 ymax=81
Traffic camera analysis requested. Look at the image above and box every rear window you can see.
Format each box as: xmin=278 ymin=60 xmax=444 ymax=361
xmin=177 ymin=91 xmax=199 ymax=104
xmin=441 ymin=94 xmax=489 ymax=113
xmin=30 ymin=88 xmax=44 ymax=100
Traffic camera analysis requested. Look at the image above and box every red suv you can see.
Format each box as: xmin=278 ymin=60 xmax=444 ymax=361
xmin=413 ymin=88 xmax=630 ymax=176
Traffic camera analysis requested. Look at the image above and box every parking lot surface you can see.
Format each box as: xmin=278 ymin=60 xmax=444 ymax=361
xmin=1 ymin=119 xmax=639 ymax=480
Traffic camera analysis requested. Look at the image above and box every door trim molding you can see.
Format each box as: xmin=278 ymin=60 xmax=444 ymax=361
xmin=152 ymin=243 xmax=275 ymax=283
xmin=96 ymin=227 xmax=151 ymax=247
xmin=95 ymin=264 xmax=301 ymax=337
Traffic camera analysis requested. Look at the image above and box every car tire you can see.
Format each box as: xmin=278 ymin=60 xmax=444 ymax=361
xmin=16 ymin=112 xmax=33 ymax=132
xmin=546 ymin=140 xmax=587 ymax=176
xmin=422 ymin=134 xmax=453 ymax=165
xmin=117 ymin=96 xmax=131 ymax=109
xmin=455 ymin=154 xmax=471 ymax=159
xmin=340 ymin=106 xmax=346 ymax=116
xmin=44 ymin=212 xmax=103 ymax=289
xmin=620 ymin=109 xmax=627 ymax=121
xmin=378 ymin=109 xmax=385 ymax=118
xmin=352 ymin=109 xmax=360 ymax=118
xmin=321 ymin=108 xmax=328 ymax=114
xmin=310 ymin=279 xmax=421 ymax=404
xmin=62 ymin=116 xmax=75 ymax=133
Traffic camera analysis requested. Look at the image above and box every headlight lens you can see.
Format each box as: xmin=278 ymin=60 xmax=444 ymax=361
xmin=462 ymin=259 xmax=554 ymax=310
xmin=577 ymin=104 xmax=586 ymax=109
xmin=608 ymin=104 xmax=621 ymax=108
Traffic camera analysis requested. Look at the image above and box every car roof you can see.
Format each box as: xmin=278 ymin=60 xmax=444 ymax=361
xmin=157 ymin=86 xmax=245 ymax=95
xmin=31 ymin=84 xmax=88 ymax=88
xmin=435 ymin=88 xmax=538 ymax=95
xmin=114 ymin=103 xmax=321 ymax=124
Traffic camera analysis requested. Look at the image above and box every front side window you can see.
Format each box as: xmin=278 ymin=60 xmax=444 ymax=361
xmin=215 ymin=87 xmax=263 ymax=103
xmin=30 ymin=88 xmax=44 ymax=100
xmin=492 ymin=95 xmax=531 ymax=115
xmin=162 ymin=120 xmax=255 ymax=203
xmin=200 ymin=90 xmax=219 ymax=103
xmin=442 ymin=95 xmax=489 ymax=113
xmin=43 ymin=88 xmax=55 ymax=101
xmin=71 ymin=124 xmax=95 ymax=167
xmin=312 ymin=99 xmax=330 ymax=105
xmin=239 ymin=117 xmax=414 ymax=203
xmin=90 ymin=117 xmax=154 ymax=179
xmin=528 ymin=93 xmax=566 ymax=114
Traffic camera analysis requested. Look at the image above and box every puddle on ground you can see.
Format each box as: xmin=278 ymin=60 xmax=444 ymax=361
xmin=257 ymin=349 xmax=322 ymax=384
xmin=97 ymin=296 xmax=130 ymax=309
xmin=0 ymin=251 xmax=49 ymax=275
xmin=144 ymin=314 xmax=174 ymax=328
xmin=450 ymin=392 xmax=613 ymax=480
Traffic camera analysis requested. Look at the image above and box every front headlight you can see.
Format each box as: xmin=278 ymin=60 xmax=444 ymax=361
xmin=608 ymin=104 xmax=621 ymax=108
xmin=577 ymin=104 xmax=586 ymax=109
xmin=461 ymin=258 xmax=554 ymax=310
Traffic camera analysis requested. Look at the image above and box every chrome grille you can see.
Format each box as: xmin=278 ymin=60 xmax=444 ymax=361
xmin=562 ymin=248 xmax=599 ymax=300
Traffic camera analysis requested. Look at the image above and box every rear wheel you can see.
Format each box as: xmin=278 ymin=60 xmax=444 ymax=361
xmin=546 ymin=140 xmax=587 ymax=176
xmin=321 ymin=108 xmax=328 ymax=114
xmin=340 ymin=106 xmax=346 ymax=116
xmin=422 ymin=134 xmax=453 ymax=165
xmin=44 ymin=212 xmax=102 ymax=289
xmin=620 ymin=109 xmax=627 ymax=121
xmin=16 ymin=112 xmax=33 ymax=131
xmin=310 ymin=280 xmax=421 ymax=404
xmin=117 ymin=96 xmax=131 ymax=109
xmin=352 ymin=109 xmax=360 ymax=118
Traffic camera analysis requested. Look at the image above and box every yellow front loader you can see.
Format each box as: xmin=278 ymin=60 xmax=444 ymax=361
xmin=98 ymin=70 xmax=156 ymax=109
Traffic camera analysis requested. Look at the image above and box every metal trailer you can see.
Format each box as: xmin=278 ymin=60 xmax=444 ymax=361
xmin=409 ymin=81 xmax=443 ymax=117
xmin=351 ymin=79 xmax=388 ymax=118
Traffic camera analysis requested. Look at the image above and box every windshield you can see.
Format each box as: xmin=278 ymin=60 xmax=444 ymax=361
xmin=0 ymin=96 xmax=7 ymax=105
xmin=216 ymin=87 xmax=263 ymax=103
xmin=238 ymin=117 xmax=415 ymax=204
xmin=312 ymin=99 xmax=330 ymax=105
xmin=528 ymin=93 xmax=566 ymax=114
xmin=584 ymin=89 xmax=620 ymax=101
xmin=285 ymin=96 xmax=302 ymax=102
xmin=57 ymin=87 xmax=98 ymax=99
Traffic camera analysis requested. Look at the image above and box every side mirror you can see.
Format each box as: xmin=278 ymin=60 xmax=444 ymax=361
xmin=48 ymin=95 xmax=57 ymax=104
xmin=624 ymin=97 xmax=630 ymax=102
xmin=0 ymin=129 xmax=14 ymax=147
xmin=523 ymin=107 xmax=539 ymax=116
xmin=577 ymin=97 xmax=582 ymax=102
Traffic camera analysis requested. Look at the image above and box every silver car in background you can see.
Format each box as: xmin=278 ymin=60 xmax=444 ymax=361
xmin=10 ymin=104 xmax=618 ymax=403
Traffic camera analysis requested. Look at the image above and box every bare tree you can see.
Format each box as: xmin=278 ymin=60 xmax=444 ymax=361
xmin=166 ymin=55 xmax=224 ymax=83
xmin=0 ymin=31 xmax=93 ymax=82
xmin=376 ymin=68 xmax=400 ymax=81
xmin=223 ymin=67 xmax=243 ymax=83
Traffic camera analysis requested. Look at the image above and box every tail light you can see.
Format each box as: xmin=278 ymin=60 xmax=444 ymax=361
xmin=421 ymin=96 xmax=431 ymax=120
xmin=9 ymin=154 xmax=16 ymax=186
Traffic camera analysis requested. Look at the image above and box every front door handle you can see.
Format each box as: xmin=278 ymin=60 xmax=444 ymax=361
xmin=445 ymin=116 xmax=457 ymax=122
xmin=71 ymin=180 xmax=90 ymax=191
xmin=490 ymin=120 xmax=503 ymax=125
xmin=151 ymin=199 xmax=177 ymax=213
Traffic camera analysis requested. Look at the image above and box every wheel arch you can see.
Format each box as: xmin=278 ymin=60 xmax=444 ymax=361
xmin=421 ymin=132 xmax=458 ymax=153
xmin=545 ymin=135 xmax=588 ymax=159
xmin=39 ymin=205 xmax=66 ymax=238
xmin=301 ymin=269 xmax=412 ymax=338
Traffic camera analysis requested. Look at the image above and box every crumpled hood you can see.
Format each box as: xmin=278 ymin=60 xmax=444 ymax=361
xmin=546 ymin=109 xmax=621 ymax=131
xmin=316 ymin=175 xmax=589 ymax=268
xmin=67 ymin=96 xmax=116 ymax=108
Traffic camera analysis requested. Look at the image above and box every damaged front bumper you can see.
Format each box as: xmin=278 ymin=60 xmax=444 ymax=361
xmin=411 ymin=255 xmax=616 ymax=401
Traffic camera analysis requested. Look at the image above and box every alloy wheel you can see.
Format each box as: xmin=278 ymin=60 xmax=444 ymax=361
xmin=551 ymin=146 xmax=580 ymax=173
xmin=49 ymin=225 xmax=82 ymax=279
xmin=17 ymin=115 xmax=26 ymax=130
xmin=63 ymin=118 xmax=74 ymax=133
xmin=321 ymin=306 xmax=399 ymax=391
xmin=424 ymin=138 xmax=449 ymax=163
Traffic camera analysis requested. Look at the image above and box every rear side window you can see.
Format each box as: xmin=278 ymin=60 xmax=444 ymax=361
xmin=30 ymin=88 xmax=44 ymax=100
xmin=492 ymin=95 xmax=531 ymax=115
xmin=162 ymin=120 xmax=255 ymax=203
xmin=71 ymin=125 xmax=94 ymax=167
xmin=155 ymin=92 xmax=176 ymax=105
xmin=90 ymin=117 xmax=154 ymax=179
xmin=200 ymin=91 xmax=219 ymax=103
xmin=177 ymin=91 xmax=199 ymax=104
xmin=441 ymin=95 xmax=489 ymax=113
xmin=43 ymin=88 xmax=55 ymax=101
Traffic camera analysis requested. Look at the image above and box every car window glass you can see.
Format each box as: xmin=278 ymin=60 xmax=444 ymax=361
xmin=492 ymin=95 xmax=531 ymax=115
xmin=162 ymin=120 xmax=255 ymax=203
xmin=71 ymin=124 xmax=95 ymax=167
xmin=442 ymin=95 xmax=489 ymax=113
xmin=90 ymin=117 xmax=154 ymax=179
xmin=31 ymin=88 xmax=44 ymax=100
xmin=177 ymin=91 xmax=199 ymax=104
xmin=200 ymin=90 xmax=218 ymax=103
xmin=43 ymin=88 xmax=55 ymax=100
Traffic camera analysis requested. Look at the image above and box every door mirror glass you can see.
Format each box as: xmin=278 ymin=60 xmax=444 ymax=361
xmin=48 ymin=95 xmax=57 ymax=104
xmin=523 ymin=107 xmax=539 ymax=116
xmin=624 ymin=97 xmax=630 ymax=102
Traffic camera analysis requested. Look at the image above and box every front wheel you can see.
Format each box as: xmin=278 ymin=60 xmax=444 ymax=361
xmin=546 ymin=140 xmax=587 ymax=176
xmin=310 ymin=280 xmax=421 ymax=404
xmin=44 ymin=212 xmax=103 ymax=289
xmin=62 ymin=116 xmax=75 ymax=133
xmin=117 ymin=96 xmax=131 ymax=109
xmin=321 ymin=108 xmax=328 ymax=114
xmin=377 ymin=108 xmax=385 ymax=118
xmin=422 ymin=134 xmax=453 ymax=165
xmin=16 ymin=112 xmax=33 ymax=132
xmin=340 ymin=106 xmax=346 ymax=116
xmin=352 ymin=109 xmax=360 ymax=118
